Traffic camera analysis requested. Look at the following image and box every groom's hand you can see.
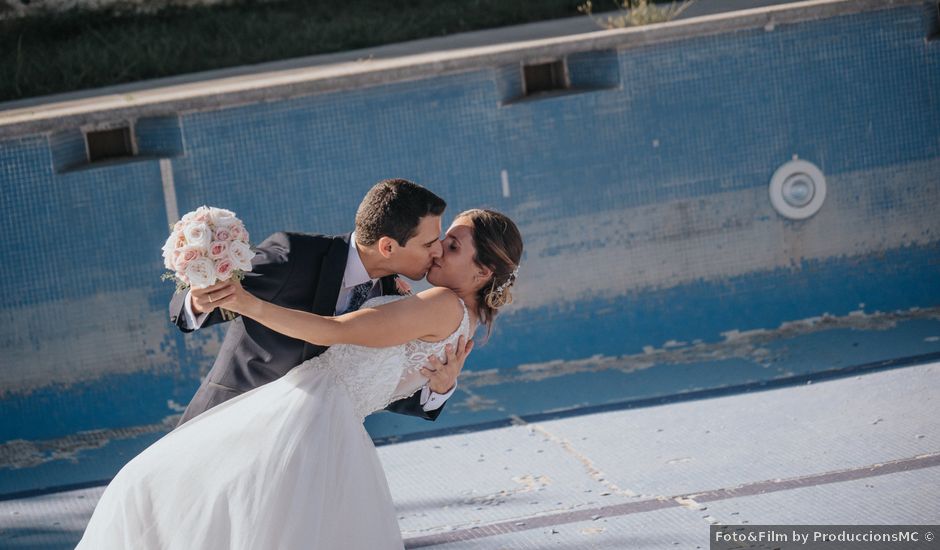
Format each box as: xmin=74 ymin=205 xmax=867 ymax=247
xmin=190 ymin=281 xmax=234 ymax=315
xmin=421 ymin=335 xmax=473 ymax=394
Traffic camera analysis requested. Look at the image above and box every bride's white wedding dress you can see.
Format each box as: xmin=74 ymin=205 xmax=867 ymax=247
xmin=77 ymin=295 xmax=470 ymax=550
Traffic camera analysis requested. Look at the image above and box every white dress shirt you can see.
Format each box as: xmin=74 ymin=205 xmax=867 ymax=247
xmin=182 ymin=232 xmax=456 ymax=410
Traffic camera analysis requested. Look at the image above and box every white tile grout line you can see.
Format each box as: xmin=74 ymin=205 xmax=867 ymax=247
xmin=402 ymin=451 xmax=940 ymax=547
xmin=159 ymin=158 xmax=179 ymax=228
xmin=500 ymin=169 xmax=511 ymax=198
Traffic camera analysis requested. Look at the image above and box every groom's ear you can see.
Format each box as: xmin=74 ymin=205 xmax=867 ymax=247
xmin=376 ymin=236 xmax=396 ymax=258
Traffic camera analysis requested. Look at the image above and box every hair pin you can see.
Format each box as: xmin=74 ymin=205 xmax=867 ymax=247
xmin=494 ymin=265 xmax=519 ymax=296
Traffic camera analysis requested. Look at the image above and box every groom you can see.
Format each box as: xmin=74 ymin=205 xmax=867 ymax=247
xmin=169 ymin=178 xmax=469 ymax=427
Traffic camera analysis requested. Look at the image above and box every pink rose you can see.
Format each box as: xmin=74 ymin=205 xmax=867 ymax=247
xmin=229 ymin=222 xmax=248 ymax=242
xmin=226 ymin=225 xmax=241 ymax=242
xmin=214 ymin=228 xmax=232 ymax=242
xmin=214 ymin=259 xmax=234 ymax=281
xmin=174 ymin=245 xmax=204 ymax=273
xmin=208 ymin=241 xmax=229 ymax=260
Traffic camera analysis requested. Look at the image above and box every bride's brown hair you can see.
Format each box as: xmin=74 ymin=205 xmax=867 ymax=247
xmin=458 ymin=209 xmax=523 ymax=340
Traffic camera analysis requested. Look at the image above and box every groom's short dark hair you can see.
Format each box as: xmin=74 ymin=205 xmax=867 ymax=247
xmin=355 ymin=179 xmax=446 ymax=246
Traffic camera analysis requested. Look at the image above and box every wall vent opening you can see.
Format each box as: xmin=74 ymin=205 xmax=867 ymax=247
xmin=523 ymin=60 xmax=568 ymax=96
xmin=86 ymin=126 xmax=134 ymax=163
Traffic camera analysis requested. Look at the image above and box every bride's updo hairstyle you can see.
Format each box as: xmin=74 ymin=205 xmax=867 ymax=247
xmin=459 ymin=209 xmax=523 ymax=339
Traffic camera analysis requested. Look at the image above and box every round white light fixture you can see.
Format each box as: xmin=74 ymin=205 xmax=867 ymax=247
xmin=769 ymin=159 xmax=827 ymax=220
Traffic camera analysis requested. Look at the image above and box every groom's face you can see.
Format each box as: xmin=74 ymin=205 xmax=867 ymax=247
xmin=388 ymin=214 xmax=443 ymax=280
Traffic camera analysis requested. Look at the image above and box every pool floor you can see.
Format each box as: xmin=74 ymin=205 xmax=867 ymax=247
xmin=2 ymin=354 xmax=937 ymax=549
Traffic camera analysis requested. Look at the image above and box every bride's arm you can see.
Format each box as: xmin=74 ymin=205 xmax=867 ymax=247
xmin=213 ymin=279 xmax=463 ymax=348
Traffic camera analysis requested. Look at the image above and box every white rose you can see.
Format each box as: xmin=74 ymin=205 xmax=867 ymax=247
xmin=228 ymin=240 xmax=255 ymax=271
xmin=183 ymin=222 xmax=211 ymax=249
xmin=184 ymin=257 xmax=216 ymax=289
xmin=193 ymin=208 xmax=212 ymax=223
xmin=161 ymin=230 xmax=183 ymax=269
xmin=209 ymin=207 xmax=238 ymax=227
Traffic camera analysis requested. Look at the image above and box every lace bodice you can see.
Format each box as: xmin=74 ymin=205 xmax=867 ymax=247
xmin=299 ymin=295 xmax=471 ymax=421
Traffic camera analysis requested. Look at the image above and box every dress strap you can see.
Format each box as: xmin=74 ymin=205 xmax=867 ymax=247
xmin=455 ymin=296 xmax=472 ymax=335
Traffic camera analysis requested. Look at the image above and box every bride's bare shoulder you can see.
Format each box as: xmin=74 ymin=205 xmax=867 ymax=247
xmin=414 ymin=287 xmax=463 ymax=313
xmin=415 ymin=286 xmax=457 ymax=300
xmin=413 ymin=287 xmax=464 ymax=338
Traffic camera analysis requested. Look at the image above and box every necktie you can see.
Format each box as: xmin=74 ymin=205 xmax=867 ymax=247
xmin=342 ymin=280 xmax=374 ymax=314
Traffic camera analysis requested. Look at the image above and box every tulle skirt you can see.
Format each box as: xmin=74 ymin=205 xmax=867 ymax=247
xmin=76 ymin=363 xmax=404 ymax=550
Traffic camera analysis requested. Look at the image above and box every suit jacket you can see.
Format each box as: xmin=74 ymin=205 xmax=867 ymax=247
xmin=170 ymin=231 xmax=444 ymax=427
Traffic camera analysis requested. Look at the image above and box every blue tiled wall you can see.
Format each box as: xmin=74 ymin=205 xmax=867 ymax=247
xmin=135 ymin=115 xmax=184 ymax=158
xmin=1 ymin=3 xmax=938 ymax=495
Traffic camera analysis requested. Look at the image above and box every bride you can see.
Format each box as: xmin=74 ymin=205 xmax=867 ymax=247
xmin=76 ymin=208 xmax=523 ymax=550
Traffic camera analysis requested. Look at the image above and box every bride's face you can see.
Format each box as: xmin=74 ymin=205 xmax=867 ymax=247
xmin=426 ymin=217 xmax=491 ymax=293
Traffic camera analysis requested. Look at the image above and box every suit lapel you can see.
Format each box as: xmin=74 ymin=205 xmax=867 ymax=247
xmin=310 ymin=234 xmax=350 ymax=316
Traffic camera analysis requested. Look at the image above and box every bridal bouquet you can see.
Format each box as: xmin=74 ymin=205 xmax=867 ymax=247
xmin=161 ymin=206 xmax=256 ymax=319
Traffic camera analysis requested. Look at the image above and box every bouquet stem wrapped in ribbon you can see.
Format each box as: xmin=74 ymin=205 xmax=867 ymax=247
xmin=161 ymin=206 xmax=256 ymax=320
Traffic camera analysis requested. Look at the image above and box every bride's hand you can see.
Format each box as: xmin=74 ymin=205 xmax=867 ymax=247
xmin=211 ymin=279 xmax=261 ymax=318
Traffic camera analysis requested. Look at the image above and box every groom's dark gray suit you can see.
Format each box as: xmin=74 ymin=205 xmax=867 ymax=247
xmin=169 ymin=231 xmax=444 ymax=427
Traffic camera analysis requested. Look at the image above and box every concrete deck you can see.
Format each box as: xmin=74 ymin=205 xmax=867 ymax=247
xmin=2 ymin=359 xmax=937 ymax=548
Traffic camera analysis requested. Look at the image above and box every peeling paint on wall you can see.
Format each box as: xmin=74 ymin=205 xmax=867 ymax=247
xmin=0 ymin=290 xmax=179 ymax=397
xmin=8 ymin=155 xmax=932 ymax=396
xmin=0 ymin=415 xmax=179 ymax=469
xmin=512 ymin=158 xmax=940 ymax=311
xmin=10 ymin=305 xmax=935 ymax=471
xmin=0 ymin=292 xmax=233 ymax=398
xmin=455 ymin=306 xmax=940 ymax=391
